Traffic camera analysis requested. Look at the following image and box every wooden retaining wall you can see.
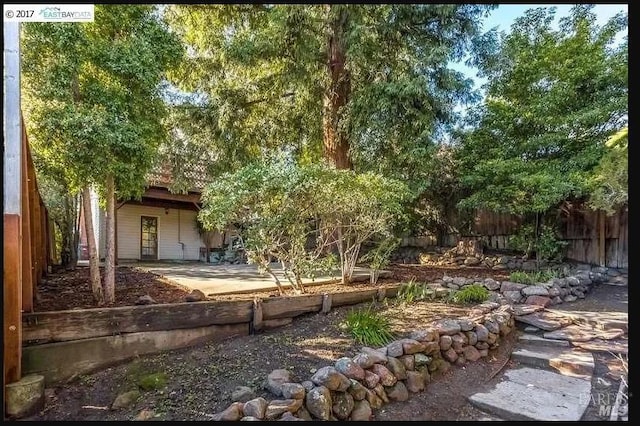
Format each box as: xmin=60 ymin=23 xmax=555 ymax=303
xmin=21 ymin=285 xmax=402 ymax=385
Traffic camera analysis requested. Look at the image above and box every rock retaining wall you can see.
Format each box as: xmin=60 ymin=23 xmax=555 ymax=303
xmin=212 ymin=303 xmax=516 ymax=421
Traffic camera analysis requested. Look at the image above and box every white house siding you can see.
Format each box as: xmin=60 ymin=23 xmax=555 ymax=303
xmin=116 ymin=204 xmax=203 ymax=260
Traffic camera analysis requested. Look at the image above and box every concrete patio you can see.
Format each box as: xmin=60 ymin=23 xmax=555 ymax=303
xmin=133 ymin=261 xmax=390 ymax=296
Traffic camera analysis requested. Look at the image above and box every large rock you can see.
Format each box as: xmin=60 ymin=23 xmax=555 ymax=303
xmin=185 ymin=289 xmax=206 ymax=302
xmin=243 ymin=398 xmax=268 ymax=419
xmin=370 ymin=364 xmax=397 ymax=387
xmin=409 ymin=329 xmax=438 ymax=342
xmin=295 ymin=406 xmax=312 ymax=421
xmin=457 ymin=319 xmax=474 ymax=332
xmin=373 ymin=384 xmax=389 ymax=403
xmin=462 ymin=345 xmax=481 ymax=362
xmin=305 ymin=386 xmax=332 ymax=420
xmin=335 ymin=357 xmax=365 ymax=381
xmin=212 ymin=402 xmax=244 ymax=421
xmin=311 ymin=367 xmax=351 ymax=392
xmin=354 ymin=348 xmax=387 ymax=368
xmin=405 ymin=371 xmax=426 ymax=393
xmin=112 ymin=390 xmax=140 ymax=410
xmin=332 ymin=392 xmax=355 ymax=420
xmin=402 ymin=339 xmax=426 ymax=355
xmin=135 ymin=295 xmax=156 ymax=305
xmin=475 ymin=324 xmax=489 ymax=342
xmin=500 ymin=282 xmax=526 ymax=293
xmin=484 ymin=278 xmax=501 ymax=291
xmin=451 ymin=334 xmax=465 ymax=352
xmin=414 ymin=353 xmax=431 ymax=367
xmin=386 ymin=340 xmax=404 ymax=358
xmin=350 ymin=400 xmax=372 ymax=421
xmin=385 ymin=381 xmax=409 ymax=402
xmin=503 ymin=290 xmax=523 ymax=304
xmin=439 ymin=335 xmax=453 ymax=351
xmin=386 ymin=357 xmax=407 ymax=380
xmin=423 ymin=341 xmax=440 ymax=355
xmin=232 ymin=386 xmax=256 ymax=403
xmin=399 ymin=355 xmax=415 ymax=371
xmin=483 ymin=320 xmax=500 ymax=334
xmin=522 ymin=286 xmax=549 ymax=297
xmin=281 ymin=383 xmax=306 ymax=400
xmin=301 ymin=381 xmax=314 ymax=392
xmin=434 ymin=319 xmax=462 ymax=335
xmin=365 ymin=389 xmax=383 ymax=409
xmin=347 ymin=380 xmax=367 ymax=401
xmin=363 ymin=370 xmax=380 ymax=389
xmin=465 ymin=331 xmax=478 ymax=346
xmin=475 ymin=341 xmax=489 ymax=350
xmin=265 ymin=399 xmax=303 ymax=420
xmin=443 ymin=348 xmax=458 ymax=363
xmin=526 ymin=295 xmax=551 ymax=307
xmin=267 ymin=369 xmax=292 ymax=397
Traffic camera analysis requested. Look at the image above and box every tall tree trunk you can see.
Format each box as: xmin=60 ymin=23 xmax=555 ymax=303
xmin=82 ymin=186 xmax=103 ymax=305
xmin=104 ymin=174 xmax=116 ymax=304
xmin=323 ymin=5 xmax=352 ymax=170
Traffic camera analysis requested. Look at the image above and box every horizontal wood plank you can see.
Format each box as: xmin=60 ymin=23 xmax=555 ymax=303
xmin=22 ymin=300 xmax=252 ymax=345
xmin=261 ymin=294 xmax=323 ymax=320
xmin=332 ymin=289 xmax=378 ymax=307
xmin=22 ymin=323 xmax=248 ymax=385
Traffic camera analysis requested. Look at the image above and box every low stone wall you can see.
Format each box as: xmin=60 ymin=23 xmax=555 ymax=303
xmin=211 ymin=303 xmax=515 ymax=421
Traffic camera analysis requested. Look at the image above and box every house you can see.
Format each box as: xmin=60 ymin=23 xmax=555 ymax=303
xmin=78 ymin=162 xmax=237 ymax=262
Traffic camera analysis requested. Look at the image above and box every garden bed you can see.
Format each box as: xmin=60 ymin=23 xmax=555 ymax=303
xmin=33 ymin=264 xmax=511 ymax=311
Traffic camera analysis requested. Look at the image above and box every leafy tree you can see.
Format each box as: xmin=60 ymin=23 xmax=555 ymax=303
xmin=22 ymin=5 xmax=183 ymax=304
xmin=456 ymin=5 xmax=627 ymax=216
xmin=587 ymin=126 xmax=628 ymax=214
xmin=162 ymin=4 xmax=493 ymax=184
xmin=198 ymin=159 xmax=409 ymax=292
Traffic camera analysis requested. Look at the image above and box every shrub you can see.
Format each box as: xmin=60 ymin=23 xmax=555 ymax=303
xmin=509 ymin=269 xmax=559 ymax=285
xmin=137 ymin=372 xmax=168 ymax=391
xmin=509 ymin=223 xmax=568 ymax=262
xmin=343 ymin=305 xmax=394 ymax=347
xmin=451 ymin=284 xmax=489 ymax=304
xmin=396 ymin=280 xmax=433 ymax=304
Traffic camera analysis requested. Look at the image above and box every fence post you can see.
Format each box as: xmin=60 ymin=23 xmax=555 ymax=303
xmin=376 ymin=287 xmax=386 ymax=302
xmin=321 ymin=293 xmax=332 ymax=314
xmin=250 ymin=298 xmax=263 ymax=334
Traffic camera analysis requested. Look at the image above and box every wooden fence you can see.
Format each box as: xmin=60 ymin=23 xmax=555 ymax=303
xmin=400 ymin=204 xmax=628 ymax=268
xmin=4 ymin=115 xmax=53 ymax=391
xmin=21 ymin=286 xmax=402 ymax=385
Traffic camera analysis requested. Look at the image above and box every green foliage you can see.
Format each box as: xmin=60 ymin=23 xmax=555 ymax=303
xmin=198 ymin=159 xmax=410 ymax=288
xmin=137 ymin=372 xmax=168 ymax=391
xmin=395 ymin=280 xmax=434 ymax=305
xmin=343 ymin=305 xmax=394 ymax=347
xmin=588 ymin=127 xmax=628 ymax=214
xmin=22 ymin=5 xmax=184 ymax=199
xmin=457 ymin=5 xmax=627 ymax=215
xmin=161 ymin=4 xmax=493 ymax=186
xmin=509 ymin=269 xmax=559 ymax=285
xmin=451 ymin=284 xmax=489 ymax=304
xmin=509 ymin=223 xmax=568 ymax=262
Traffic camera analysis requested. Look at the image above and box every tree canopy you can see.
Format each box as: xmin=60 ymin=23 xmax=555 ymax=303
xmin=162 ymin=4 xmax=493 ymax=186
xmin=456 ymin=5 xmax=627 ymax=215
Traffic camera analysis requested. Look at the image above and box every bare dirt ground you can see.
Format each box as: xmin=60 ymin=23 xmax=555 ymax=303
xmin=34 ymin=263 xmax=511 ymax=310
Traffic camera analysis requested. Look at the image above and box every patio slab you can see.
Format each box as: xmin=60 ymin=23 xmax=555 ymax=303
xmin=134 ymin=262 xmax=389 ymax=296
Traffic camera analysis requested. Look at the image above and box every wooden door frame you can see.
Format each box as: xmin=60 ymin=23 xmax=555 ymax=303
xmin=140 ymin=215 xmax=159 ymax=260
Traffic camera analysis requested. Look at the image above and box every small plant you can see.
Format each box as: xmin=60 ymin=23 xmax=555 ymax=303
xmin=396 ymin=280 xmax=433 ymax=304
xmin=509 ymin=223 xmax=568 ymax=262
xmin=451 ymin=284 xmax=490 ymax=305
xmin=137 ymin=372 xmax=168 ymax=391
xmin=509 ymin=269 xmax=559 ymax=285
xmin=343 ymin=304 xmax=394 ymax=347
xmin=360 ymin=237 xmax=400 ymax=284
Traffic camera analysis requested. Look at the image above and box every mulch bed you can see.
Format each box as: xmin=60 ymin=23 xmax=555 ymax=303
xmin=34 ymin=263 xmax=512 ymax=312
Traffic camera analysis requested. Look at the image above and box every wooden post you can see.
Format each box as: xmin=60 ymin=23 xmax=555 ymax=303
xmin=598 ymin=209 xmax=606 ymax=267
xmin=40 ymin=199 xmax=48 ymax=275
xmin=4 ymin=20 xmax=23 ymax=396
xmin=251 ymin=298 xmax=263 ymax=334
xmin=321 ymin=293 xmax=332 ymax=314
xmin=20 ymin=126 xmax=33 ymax=313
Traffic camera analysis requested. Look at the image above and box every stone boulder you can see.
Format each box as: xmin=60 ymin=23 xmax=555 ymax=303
xmin=335 ymin=357 xmax=365 ymax=381
xmin=243 ymin=398 xmax=268 ymax=420
xmin=370 ymin=364 xmax=397 ymax=387
xmin=311 ymin=367 xmax=351 ymax=392
xmin=332 ymin=392 xmax=355 ymax=420
xmin=305 ymin=386 xmax=332 ymax=420
xmin=267 ymin=369 xmax=292 ymax=397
